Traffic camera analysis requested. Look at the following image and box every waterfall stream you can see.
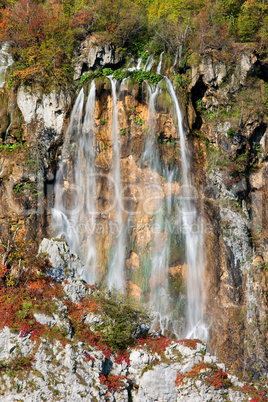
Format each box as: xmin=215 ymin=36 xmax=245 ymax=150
xmin=52 ymin=65 xmax=208 ymax=341
xmin=107 ymin=78 xmax=125 ymax=291
xmin=53 ymin=82 xmax=97 ymax=284
xmin=165 ymin=78 xmax=208 ymax=341
xmin=156 ymin=52 xmax=164 ymax=75
xmin=140 ymin=82 xmax=173 ymax=333
xmin=0 ymin=42 xmax=13 ymax=88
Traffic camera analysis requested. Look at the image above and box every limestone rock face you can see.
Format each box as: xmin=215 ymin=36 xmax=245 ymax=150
xmin=17 ymin=86 xmax=71 ymax=143
xmin=134 ymin=363 xmax=179 ymax=401
xmin=73 ymin=36 xmax=123 ymax=80
xmin=38 ymin=238 xmax=84 ymax=282
xmin=0 ymin=43 xmax=267 ymax=384
xmin=189 ymin=47 xmax=267 ymax=377
xmin=199 ymin=55 xmax=227 ymax=87
xmin=0 ymin=321 xmax=250 ymax=402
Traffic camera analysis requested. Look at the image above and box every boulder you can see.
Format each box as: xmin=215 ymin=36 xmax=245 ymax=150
xmin=38 ymin=238 xmax=84 ymax=282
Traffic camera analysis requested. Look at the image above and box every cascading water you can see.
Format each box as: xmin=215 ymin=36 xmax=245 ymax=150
xmin=140 ymin=82 xmax=179 ymax=335
xmin=52 ymin=57 xmax=207 ymax=340
xmin=107 ymin=77 xmax=125 ymax=291
xmin=0 ymin=42 xmax=13 ymax=88
xmin=156 ymin=52 xmax=164 ymax=75
xmin=53 ymin=82 xmax=97 ymax=283
xmin=128 ymin=57 xmax=142 ymax=72
xmin=144 ymin=55 xmax=155 ymax=72
xmin=165 ymin=78 xmax=208 ymax=341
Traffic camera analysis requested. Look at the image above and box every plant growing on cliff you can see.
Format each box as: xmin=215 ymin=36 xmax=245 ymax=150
xmin=175 ymin=362 xmax=231 ymax=391
xmin=94 ymin=289 xmax=151 ymax=350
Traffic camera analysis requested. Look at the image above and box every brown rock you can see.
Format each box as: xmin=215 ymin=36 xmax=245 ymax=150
xmin=128 ymin=281 xmax=142 ymax=299
xmin=126 ymin=251 xmax=140 ymax=271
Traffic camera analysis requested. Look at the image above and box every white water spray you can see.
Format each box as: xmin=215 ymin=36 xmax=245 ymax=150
xmin=165 ymin=77 xmax=208 ymax=341
xmin=144 ymin=55 xmax=155 ymax=72
xmin=107 ymin=78 xmax=125 ymax=291
xmin=141 ymin=82 xmax=178 ymax=335
xmin=156 ymin=52 xmax=164 ymax=75
xmin=0 ymin=42 xmax=13 ymax=88
xmin=53 ymin=82 xmax=98 ymax=283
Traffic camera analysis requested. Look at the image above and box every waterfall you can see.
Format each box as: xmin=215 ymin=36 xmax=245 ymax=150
xmin=107 ymin=78 xmax=125 ymax=291
xmin=165 ymin=78 xmax=208 ymax=341
xmin=144 ymin=55 xmax=155 ymax=72
xmin=140 ymin=83 xmax=160 ymax=170
xmin=53 ymin=82 xmax=97 ymax=283
xmin=52 ymin=63 xmax=207 ymax=340
xmin=0 ymin=42 xmax=13 ymax=88
xmin=141 ymin=82 xmax=178 ymax=335
xmin=129 ymin=57 xmax=142 ymax=72
xmin=156 ymin=52 xmax=164 ymax=75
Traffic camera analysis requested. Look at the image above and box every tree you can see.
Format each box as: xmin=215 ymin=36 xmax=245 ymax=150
xmin=237 ymin=0 xmax=267 ymax=42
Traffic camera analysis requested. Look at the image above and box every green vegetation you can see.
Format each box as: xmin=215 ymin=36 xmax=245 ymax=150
xmin=227 ymin=127 xmax=237 ymax=139
xmin=1 ymin=0 xmax=267 ymax=90
xmin=80 ymin=68 xmax=163 ymax=86
xmin=0 ymin=143 xmax=26 ymax=154
xmin=94 ymin=289 xmax=150 ymax=350
xmin=134 ymin=116 xmax=145 ymax=126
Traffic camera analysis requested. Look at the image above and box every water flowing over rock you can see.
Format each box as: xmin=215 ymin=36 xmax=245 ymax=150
xmin=0 ymin=43 xmax=13 ymax=88
xmin=0 ymin=42 xmax=267 ymax=387
xmin=165 ymin=78 xmax=208 ymax=341
xmin=51 ymin=71 xmax=208 ymax=340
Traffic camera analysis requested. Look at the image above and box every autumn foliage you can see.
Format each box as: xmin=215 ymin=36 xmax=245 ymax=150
xmin=175 ymin=362 xmax=232 ymax=390
xmin=136 ymin=335 xmax=171 ymax=355
xmin=0 ymin=0 xmax=267 ymax=89
xmin=99 ymin=373 xmax=128 ymax=393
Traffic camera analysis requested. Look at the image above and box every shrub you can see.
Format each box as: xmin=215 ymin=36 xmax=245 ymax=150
xmin=94 ymin=289 xmax=150 ymax=350
xmin=99 ymin=373 xmax=128 ymax=393
xmin=175 ymin=362 xmax=231 ymax=391
xmin=178 ymin=338 xmax=201 ymax=349
xmin=137 ymin=335 xmax=171 ymax=355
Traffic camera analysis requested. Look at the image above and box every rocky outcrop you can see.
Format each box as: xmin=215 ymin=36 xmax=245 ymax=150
xmin=38 ymin=238 xmax=85 ymax=282
xmin=17 ymin=86 xmax=71 ymax=145
xmin=0 ymin=273 xmax=256 ymax=402
xmin=73 ymin=36 xmax=123 ymax=80
xmin=0 ymin=326 xmax=250 ymax=401
xmin=188 ymin=46 xmax=268 ymax=378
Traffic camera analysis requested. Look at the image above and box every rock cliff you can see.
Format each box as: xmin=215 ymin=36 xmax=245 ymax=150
xmin=0 ymin=39 xmax=267 ymax=392
xmin=0 ymin=239 xmax=264 ymax=401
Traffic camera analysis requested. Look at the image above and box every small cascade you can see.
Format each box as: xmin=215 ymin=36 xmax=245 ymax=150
xmin=140 ymin=82 xmax=160 ymax=170
xmin=128 ymin=57 xmax=142 ymax=72
xmin=53 ymin=82 xmax=97 ymax=283
xmin=165 ymin=77 xmax=208 ymax=341
xmin=107 ymin=77 xmax=125 ymax=291
xmin=136 ymin=58 xmax=142 ymax=70
xmin=0 ymin=42 xmax=13 ymax=88
xmin=156 ymin=52 xmax=164 ymax=75
xmin=173 ymin=51 xmax=178 ymax=74
xmin=144 ymin=55 xmax=155 ymax=72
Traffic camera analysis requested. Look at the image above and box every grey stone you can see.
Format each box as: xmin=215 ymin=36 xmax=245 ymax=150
xmin=38 ymin=238 xmax=84 ymax=282
xmin=73 ymin=38 xmax=123 ymax=80
xmin=17 ymin=87 xmax=71 ymax=141
xmin=134 ymin=363 xmax=179 ymax=402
